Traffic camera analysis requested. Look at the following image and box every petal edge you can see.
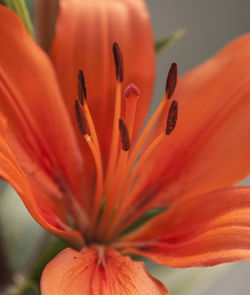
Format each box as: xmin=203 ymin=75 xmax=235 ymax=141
xmin=41 ymin=247 xmax=168 ymax=295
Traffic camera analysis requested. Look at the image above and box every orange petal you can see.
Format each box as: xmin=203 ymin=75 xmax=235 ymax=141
xmin=0 ymin=5 xmax=83 ymax=196
xmin=41 ymin=247 xmax=168 ymax=295
xmin=51 ymin=0 xmax=155 ymax=162
xmin=127 ymin=34 xmax=250 ymax=208
xmin=121 ymin=187 xmax=250 ymax=267
xmin=0 ymin=115 xmax=84 ymax=249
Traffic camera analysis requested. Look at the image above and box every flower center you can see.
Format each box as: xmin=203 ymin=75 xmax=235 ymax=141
xmin=74 ymin=42 xmax=178 ymax=244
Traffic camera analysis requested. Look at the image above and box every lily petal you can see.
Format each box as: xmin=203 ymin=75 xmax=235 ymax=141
xmin=41 ymin=247 xmax=168 ymax=295
xmin=51 ymin=0 xmax=155 ymax=162
xmin=126 ymin=34 xmax=250 ymax=209
xmin=0 ymin=115 xmax=84 ymax=249
xmin=0 ymin=5 xmax=83 ymax=196
xmin=121 ymin=187 xmax=250 ymax=267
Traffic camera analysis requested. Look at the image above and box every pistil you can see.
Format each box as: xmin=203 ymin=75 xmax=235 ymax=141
xmin=124 ymin=83 xmax=140 ymax=139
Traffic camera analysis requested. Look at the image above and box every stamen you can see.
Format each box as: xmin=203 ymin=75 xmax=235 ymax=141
xmin=78 ymin=69 xmax=87 ymax=105
xmin=96 ymin=44 xmax=125 ymax=237
xmin=166 ymin=100 xmax=178 ymax=135
xmin=119 ymin=118 xmax=131 ymax=151
xmin=81 ymin=102 xmax=104 ymax=234
xmin=105 ymin=43 xmax=124 ymax=191
xmin=113 ymin=42 xmax=124 ymax=82
xmin=83 ymin=134 xmax=103 ymax=237
xmin=75 ymin=99 xmax=89 ymax=135
xmin=166 ymin=62 xmax=178 ymax=99
xmin=74 ymin=85 xmax=104 ymax=237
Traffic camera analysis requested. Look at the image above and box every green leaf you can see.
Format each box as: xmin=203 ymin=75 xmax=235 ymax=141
xmin=121 ymin=207 xmax=167 ymax=236
xmin=0 ymin=0 xmax=34 ymax=37
xmin=155 ymin=29 xmax=186 ymax=54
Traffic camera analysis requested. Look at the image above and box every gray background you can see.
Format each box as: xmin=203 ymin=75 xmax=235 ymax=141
xmin=146 ymin=0 xmax=250 ymax=103
xmin=146 ymin=0 xmax=250 ymax=294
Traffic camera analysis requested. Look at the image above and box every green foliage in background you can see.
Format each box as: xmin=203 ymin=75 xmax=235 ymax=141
xmin=156 ymin=29 xmax=185 ymax=54
xmin=0 ymin=0 xmax=33 ymax=36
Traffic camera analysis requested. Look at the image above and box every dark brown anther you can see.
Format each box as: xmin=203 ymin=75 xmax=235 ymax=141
xmin=165 ymin=62 xmax=178 ymax=99
xmin=119 ymin=118 xmax=131 ymax=151
xmin=113 ymin=42 xmax=124 ymax=82
xmin=75 ymin=99 xmax=89 ymax=135
xmin=166 ymin=100 xmax=178 ymax=135
xmin=78 ymin=69 xmax=87 ymax=105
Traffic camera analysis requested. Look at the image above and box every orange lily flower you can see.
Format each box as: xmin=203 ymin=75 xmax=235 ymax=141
xmin=1 ymin=0 xmax=250 ymax=294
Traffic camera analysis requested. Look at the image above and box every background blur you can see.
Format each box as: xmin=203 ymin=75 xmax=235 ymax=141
xmin=146 ymin=0 xmax=250 ymax=294
xmin=0 ymin=0 xmax=250 ymax=294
